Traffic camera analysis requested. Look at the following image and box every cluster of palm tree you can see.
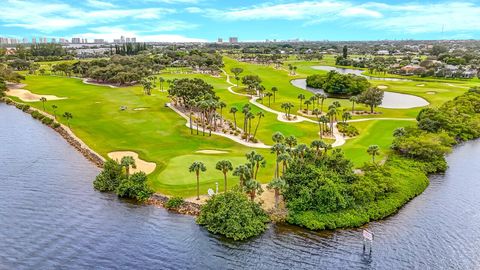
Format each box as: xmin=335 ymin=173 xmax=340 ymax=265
xmin=229 ymin=104 xmax=265 ymax=142
xmin=188 ymin=150 xmax=267 ymax=201
xmin=188 ymin=94 xmax=227 ymax=136
xmin=287 ymin=64 xmax=298 ymax=75
xmin=297 ymin=93 xmax=328 ymax=115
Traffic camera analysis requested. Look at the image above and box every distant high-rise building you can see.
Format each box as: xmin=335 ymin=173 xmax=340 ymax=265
xmin=229 ymin=37 xmax=238 ymax=43
xmin=126 ymin=37 xmax=131 ymax=43
xmin=93 ymin=39 xmax=105 ymax=44
xmin=120 ymin=36 xmax=125 ymax=43
xmin=217 ymin=38 xmax=223 ymax=43
xmin=131 ymin=37 xmax=136 ymax=43
xmin=23 ymin=38 xmax=28 ymax=44
xmin=59 ymin=38 xmax=66 ymax=44
xmin=0 ymin=37 xmax=7 ymax=44
xmin=41 ymin=37 xmax=47 ymax=43
xmin=32 ymin=37 xmax=36 ymax=44
xmin=51 ymin=38 xmax=56 ymax=43
xmin=72 ymin=37 xmax=81 ymax=44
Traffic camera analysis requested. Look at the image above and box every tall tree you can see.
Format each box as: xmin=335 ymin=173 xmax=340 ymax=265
xmin=216 ymin=160 xmax=233 ymax=192
xmin=271 ymin=87 xmax=278 ymax=102
xmin=267 ymin=177 xmax=287 ymax=209
xmin=230 ymin=106 xmax=238 ymax=130
xmin=358 ymin=87 xmax=384 ymax=113
xmin=189 ymin=161 xmax=207 ymax=200
xmin=252 ymin=111 xmax=264 ymax=140
xmin=40 ymin=97 xmax=47 ymax=111
xmin=342 ymin=45 xmax=348 ymax=59
xmin=349 ymin=96 xmax=358 ymax=114
xmin=367 ymin=145 xmax=380 ymax=163
xmin=230 ymin=67 xmax=243 ymax=86
xmin=243 ymin=178 xmax=263 ymax=201
xmin=62 ymin=112 xmax=73 ymax=127
xmin=297 ymin=94 xmax=305 ymax=110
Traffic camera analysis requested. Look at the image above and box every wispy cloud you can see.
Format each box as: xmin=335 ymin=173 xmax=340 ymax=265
xmin=204 ymin=1 xmax=381 ymax=21
xmin=0 ymin=0 xmax=175 ymax=32
xmin=86 ymin=0 xmax=116 ymax=9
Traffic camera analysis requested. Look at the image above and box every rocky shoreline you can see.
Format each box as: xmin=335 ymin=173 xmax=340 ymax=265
xmin=1 ymin=96 xmax=202 ymax=216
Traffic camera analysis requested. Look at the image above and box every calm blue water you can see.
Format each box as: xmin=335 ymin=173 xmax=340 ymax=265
xmin=1 ymin=103 xmax=479 ymax=269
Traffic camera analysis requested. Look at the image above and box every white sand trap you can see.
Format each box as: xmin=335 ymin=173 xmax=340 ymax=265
xmin=196 ymin=150 xmax=228 ymax=154
xmin=7 ymin=89 xmax=67 ymax=102
xmin=426 ymin=91 xmax=436 ymax=95
xmin=416 ymin=84 xmax=425 ymax=87
xmin=107 ymin=151 xmax=156 ymax=174
xmin=377 ymin=85 xmax=388 ymax=89
xmin=133 ymin=107 xmax=149 ymax=111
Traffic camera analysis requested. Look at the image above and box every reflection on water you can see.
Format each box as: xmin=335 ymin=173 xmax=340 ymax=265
xmin=290 ymin=78 xmax=429 ymax=109
xmin=1 ymin=103 xmax=479 ymax=269
xmin=311 ymin=65 xmax=412 ymax=82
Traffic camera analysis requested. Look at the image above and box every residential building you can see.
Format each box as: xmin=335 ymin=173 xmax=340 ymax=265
xmin=229 ymin=37 xmax=238 ymax=43
xmin=72 ymin=37 xmax=81 ymax=44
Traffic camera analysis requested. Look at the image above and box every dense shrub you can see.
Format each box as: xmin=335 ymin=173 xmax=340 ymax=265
xmin=41 ymin=117 xmax=53 ymax=126
xmin=306 ymin=71 xmax=370 ymax=96
xmin=93 ymin=159 xmax=124 ymax=192
xmin=116 ymin=172 xmax=154 ymax=202
xmin=197 ymin=191 xmax=269 ymax=240
xmin=337 ymin=122 xmax=359 ymax=137
xmin=165 ymin=197 xmax=185 ymax=209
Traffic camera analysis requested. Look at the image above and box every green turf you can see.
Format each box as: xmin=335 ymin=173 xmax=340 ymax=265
xmin=9 ymin=57 xmax=475 ymax=197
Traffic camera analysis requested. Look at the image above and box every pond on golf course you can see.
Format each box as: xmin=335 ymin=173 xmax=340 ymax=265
xmin=2 ymin=103 xmax=480 ymax=269
xmin=290 ymin=78 xmax=429 ymax=109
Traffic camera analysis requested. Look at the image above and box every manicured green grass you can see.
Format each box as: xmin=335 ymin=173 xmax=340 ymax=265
xmin=9 ymin=56 xmax=473 ymax=197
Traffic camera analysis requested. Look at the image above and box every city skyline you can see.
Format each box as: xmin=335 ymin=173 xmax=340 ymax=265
xmin=1 ymin=1 xmax=480 ymax=42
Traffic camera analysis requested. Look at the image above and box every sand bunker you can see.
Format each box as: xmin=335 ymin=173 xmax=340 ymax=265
xmin=416 ymin=84 xmax=425 ymax=87
xmin=133 ymin=107 xmax=149 ymax=111
xmin=107 ymin=151 xmax=156 ymax=174
xmin=426 ymin=91 xmax=436 ymax=95
xmin=196 ymin=150 xmax=228 ymax=154
xmin=7 ymin=89 xmax=67 ymax=102
xmin=377 ymin=85 xmax=388 ymax=90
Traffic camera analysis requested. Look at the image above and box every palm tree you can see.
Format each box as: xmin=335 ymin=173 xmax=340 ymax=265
xmin=310 ymin=140 xmax=326 ymax=158
xmin=367 ymin=145 xmax=380 ymax=163
xmin=158 ymin=77 xmax=165 ymax=91
xmin=272 ymin=131 xmax=285 ymax=143
xmin=51 ymin=105 xmax=58 ymax=119
xmin=189 ymin=161 xmax=207 ymax=200
xmin=252 ymin=111 xmax=264 ymax=140
xmin=62 ymin=112 xmax=73 ymax=128
xmin=342 ymin=111 xmax=352 ymax=123
xmin=304 ymin=99 xmax=312 ymax=113
xmin=297 ymin=94 xmax=305 ymax=110
xmin=316 ymin=93 xmax=327 ymax=113
xmin=268 ymin=178 xmax=287 ymax=208
xmin=246 ymin=112 xmax=255 ymax=140
xmin=218 ymin=101 xmax=226 ymax=122
xmin=248 ymin=152 xmax=266 ymax=179
xmin=271 ymin=143 xmax=286 ymax=178
xmin=120 ymin=156 xmax=136 ymax=178
xmin=243 ymin=178 xmax=263 ymax=201
xmin=242 ymin=104 xmax=251 ymax=133
xmin=285 ymin=135 xmax=297 ymax=150
xmin=265 ymin=92 xmax=273 ymax=107
xmin=233 ymin=164 xmax=250 ymax=187
xmin=350 ymin=96 xmax=358 ymax=114
xmin=295 ymin=144 xmax=308 ymax=162
xmin=277 ymin=153 xmax=291 ymax=176
xmin=271 ymin=87 xmax=278 ymax=102
xmin=216 ymin=160 xmax=233 ymax=192
xmin=40 ymin=97 xmax=47 ymax=111
xmin=309 ymin=96 xmax=317 ymax=110
xmin=320 ymin=115 xmax=329 ymax=136
xmin=230 ymin=106 xmax=238 ymax=130
xmin=327 ymin=108 xmax=336 ymax=134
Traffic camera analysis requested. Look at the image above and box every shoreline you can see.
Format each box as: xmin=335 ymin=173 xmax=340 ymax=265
xmin=0 ymin=96 xmax=202 ymax=216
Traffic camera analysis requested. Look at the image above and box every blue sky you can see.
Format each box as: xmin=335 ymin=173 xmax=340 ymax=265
xmin=1 ymin=0 xmax=480 ymax=42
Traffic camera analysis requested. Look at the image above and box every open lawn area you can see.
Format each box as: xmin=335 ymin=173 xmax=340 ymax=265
xmin=7 ymin=57 xmax=476 ymax=197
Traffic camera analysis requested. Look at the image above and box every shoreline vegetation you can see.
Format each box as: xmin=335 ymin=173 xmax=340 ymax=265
xmin=2 ymin=88 xmax=479 ymax=238
xmin=0 ymin=96 xmax=203 ymax=215
xmin=2 ymin=46 xmax=480 ymax=240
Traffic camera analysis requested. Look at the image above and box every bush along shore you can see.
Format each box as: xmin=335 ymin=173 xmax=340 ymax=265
xmin=284 ymin=87 xmax=480 ymax=230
